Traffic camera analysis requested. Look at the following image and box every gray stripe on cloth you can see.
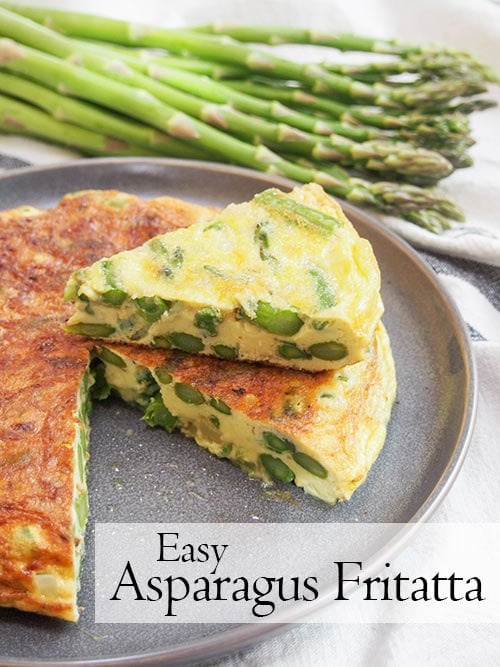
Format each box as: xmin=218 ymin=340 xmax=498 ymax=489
xmin=419 ymin=250 xmax=500 ymax=311
xmin=0 ymin=154 xmax=32 ymax=171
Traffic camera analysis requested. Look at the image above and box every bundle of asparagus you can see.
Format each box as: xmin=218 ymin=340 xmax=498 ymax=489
xmin=0 ymin=3 xmax=497 ymax=233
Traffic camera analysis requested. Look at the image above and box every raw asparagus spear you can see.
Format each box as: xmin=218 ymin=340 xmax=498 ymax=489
xmin=193 ymin=23 xmax=499 ymax=82
xmin=0 ymin=4 xmax=491 ymax=109
xmin=0 ymin=38 xmax=334 ymax=184
xmin=0 ymin=9 xmax=453 ymax=182
xmin=0 ymin=92 xmax=160 ymax=157
xmin=0 ymin=72 xmax=213 ymax=160
xmin=0 ymin=39 xmax=463 ymax=227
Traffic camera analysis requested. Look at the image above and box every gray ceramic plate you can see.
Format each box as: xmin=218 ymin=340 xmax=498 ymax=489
xmin=0 ymin=159 xmax=476 ymax=665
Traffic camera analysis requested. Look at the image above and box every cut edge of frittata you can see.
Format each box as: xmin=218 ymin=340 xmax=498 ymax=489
xmin=0 ymin=357 xmax=92 ymax=623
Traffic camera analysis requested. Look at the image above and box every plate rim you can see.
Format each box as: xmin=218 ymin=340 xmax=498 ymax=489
xmin=0 ymin=157 xmax=477 ymax=666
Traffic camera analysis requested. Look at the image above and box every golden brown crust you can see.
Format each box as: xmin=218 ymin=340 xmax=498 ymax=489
xmin=0 ymin=317 xmax=87 ymax=523
xmin=111 ymin=342 xmax=325 ymax=423
xmin=0 ymin=190 xmax=218 ymax=620
xmin=0 ymin=192 xmax=217 ymax=320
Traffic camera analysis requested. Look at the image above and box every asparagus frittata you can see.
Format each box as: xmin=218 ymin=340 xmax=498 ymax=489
xmin=93 ymin=321 xmax=395 ymax=504
xmin=0 ymin=185 xmax=395 ymax=620
xmin=66 ymin=184 xmax=384 ymax=371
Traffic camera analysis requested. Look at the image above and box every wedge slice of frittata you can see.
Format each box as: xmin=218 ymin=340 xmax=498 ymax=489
xmin=92 ymin=322 xmax=395 ymax=505
xmin=65 ymin=184 xmax=384 ymax=372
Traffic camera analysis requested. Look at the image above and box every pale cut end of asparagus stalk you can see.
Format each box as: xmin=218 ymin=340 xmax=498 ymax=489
xmin=0 ymin=36 xmax=25 ymax=61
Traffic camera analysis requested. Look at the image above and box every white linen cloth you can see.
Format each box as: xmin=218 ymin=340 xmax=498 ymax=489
xmin=0 ymin=0 xmax=499 ymax=665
